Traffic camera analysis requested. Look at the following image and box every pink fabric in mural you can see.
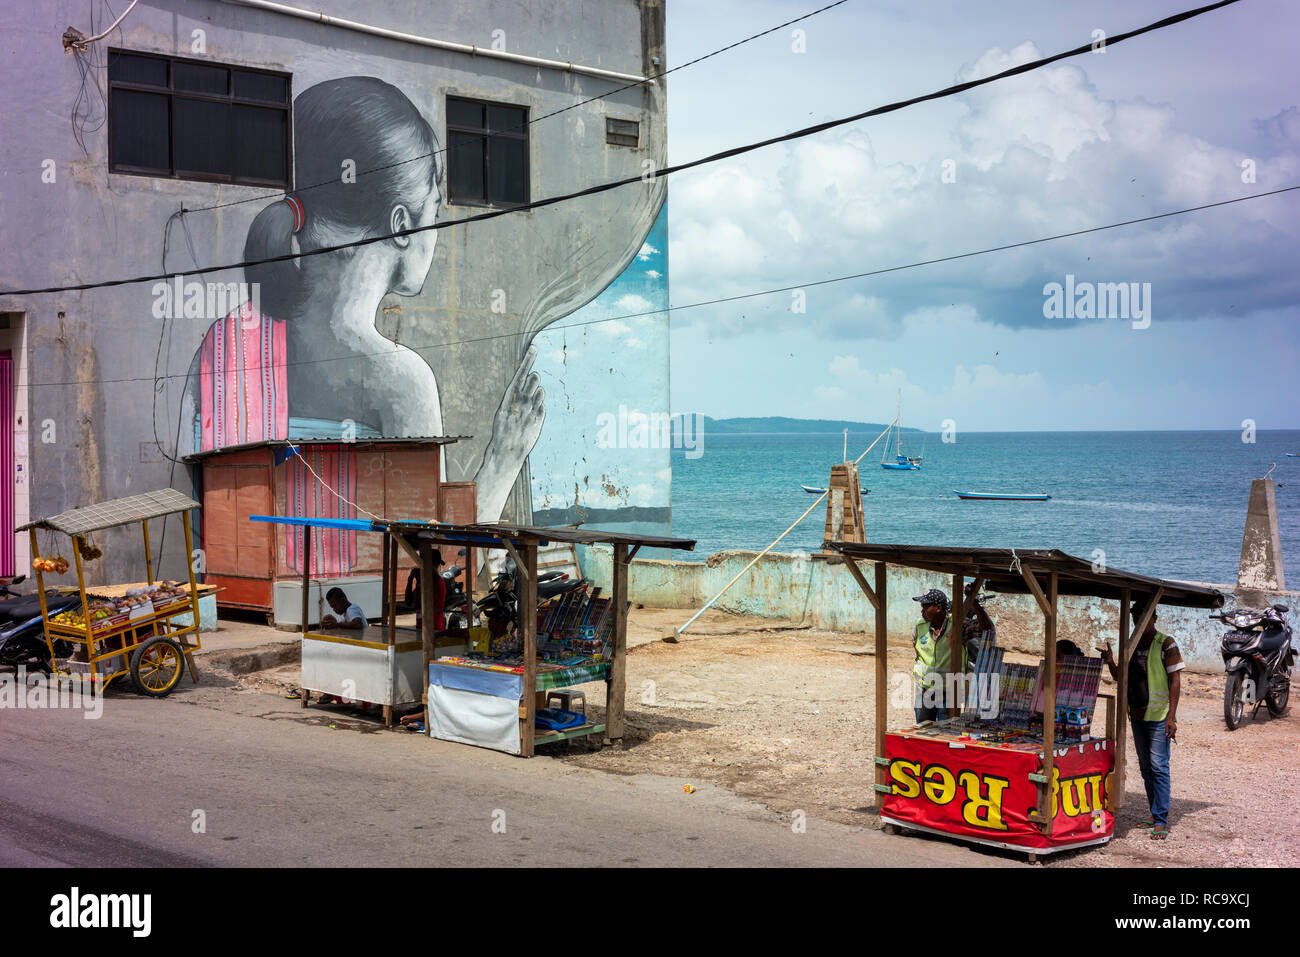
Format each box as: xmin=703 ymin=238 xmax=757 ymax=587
xmin=285 ymin=445 xmax=358 ymax=577
xmin=199 ymin=305 xmax=288 ymax=452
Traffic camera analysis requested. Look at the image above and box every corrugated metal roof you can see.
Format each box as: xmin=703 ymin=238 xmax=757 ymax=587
xmin=18 ymin=488 xmax=200 ymax=536
xmin=182 ymin=435 xmax=468 ymax=463
xmin=824 ymin=541 xmax=1224 ymax=608
xmin=251 ymin=515 xmax=696 ymax=551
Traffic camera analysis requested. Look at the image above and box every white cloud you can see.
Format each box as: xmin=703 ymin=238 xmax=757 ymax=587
xmin=637 ymin=242 xmax=661 ymax=261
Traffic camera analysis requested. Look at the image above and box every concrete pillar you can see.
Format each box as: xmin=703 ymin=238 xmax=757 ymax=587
xmin=1238 ymin=478 xmax=1285 ymax=607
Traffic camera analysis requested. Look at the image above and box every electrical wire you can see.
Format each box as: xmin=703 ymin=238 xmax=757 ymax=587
xmin=69 ymin=0 xmax=141 ymax=49
xmin=1 ymin=0 xmax=1245 ymax=299
xmin=17 ymin=181 xmax=1299 ymax=392
xmin=177 ymin=0 xmax=852 ymax=216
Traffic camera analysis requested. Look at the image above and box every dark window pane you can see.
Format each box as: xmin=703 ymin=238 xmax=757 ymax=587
xmin=447 ymin=98 xmax=484 ymax=130
xmin=606 ymin=117 xmax=639 ymax=147
xmin=174 ymin=62 xmax=228 ymax=95
xmin=233 ymin=70 xmax=288 ymax=103
xmin=173 ymin=97 xmax=229 ymax=176
xmin=110 ymin=88 xmax=170 ymax=170
xmin=232 ymin=105 xmax=286 ymax=182
xmin=108 ymin=52 xmax=168 ymax=87
xmin=448 ymin=132 xmax=485 ymax=202
xmin=487 ymin=105 xmax=526 ymax=135
xmin=489 ymin=135 xmax=527 ymax=204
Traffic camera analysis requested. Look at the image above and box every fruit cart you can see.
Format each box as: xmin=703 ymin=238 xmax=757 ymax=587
xmin=19 ymin=488 xmax=205 ymax=696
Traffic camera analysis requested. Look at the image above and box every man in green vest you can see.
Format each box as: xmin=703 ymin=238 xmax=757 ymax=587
xmin=1101 ymin=600 xmax=1184 ymax=840
xmin=912 ymin=588 xmax=963 ymax=722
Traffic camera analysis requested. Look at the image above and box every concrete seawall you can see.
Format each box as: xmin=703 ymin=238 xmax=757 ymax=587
xmin=579 ymin=546 xmax=1298 ymax=673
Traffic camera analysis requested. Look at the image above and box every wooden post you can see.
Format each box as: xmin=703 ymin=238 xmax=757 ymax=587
xmin=521 ymin=540 xmax=539 ymax=757
xmin=606 ymin=542 xmax=629 ymax=748
xmin=181 ymin=518 xmax=202 ymax=682
xmin=874 ymin=560 xmax=888 ymax=808
xmin=950 ymin=573 xmax=965 ymax=716
xmin=419 ymin=539 xmax=436 ymax=715
xmin=31 ymin=528 xmax=55 ymax=670
xmin=1037 ymin=571 xmax=1058 ymax=832
xmin=70 ymin=536 xmax=97 ymax=687
xmin=384 ymin=532 xmax=396 ymax=728
xmin=300 ymin=522 xmax=311 ymax=707
xmin=142 ymin=519 xmax=154 ymax=585
xmin=1114 ymin=586 xmax=1131 ymax=810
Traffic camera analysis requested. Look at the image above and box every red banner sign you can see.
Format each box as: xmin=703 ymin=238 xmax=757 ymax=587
xmin=882 ymin=733 xmax=1115 ymax=850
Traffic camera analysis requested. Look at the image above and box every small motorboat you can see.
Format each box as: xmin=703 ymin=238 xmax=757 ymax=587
xmin=954 ymin=490 xmax=1051 ymax=501
xmin=801 ymin=484 xmax=868 ymax=495
xmin=1288 ymin=453 xmax=1299 ymax=458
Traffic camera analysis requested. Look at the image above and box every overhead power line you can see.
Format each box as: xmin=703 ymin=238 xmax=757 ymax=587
xmin=24 ymin=182 xmax=1298 ymax=391
xmin=0 ymin=0 xmax=1244 ymax=299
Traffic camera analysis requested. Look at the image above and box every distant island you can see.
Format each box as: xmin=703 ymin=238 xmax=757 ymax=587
xmin=671 ymin=414 xmax=923 ymax=435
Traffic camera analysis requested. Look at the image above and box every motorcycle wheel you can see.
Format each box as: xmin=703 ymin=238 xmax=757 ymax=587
xmin=1266 ymin=678 xmax=1290 ymax=717
xmin=1224 ymin=672 xmax=1246 ymax=730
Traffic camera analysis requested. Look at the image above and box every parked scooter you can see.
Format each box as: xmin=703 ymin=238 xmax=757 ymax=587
xmin=0 ymin=575 xmax=80 ymax=675
xmin=443 ymin=555 xmax=584 ymax=633
xmin=1213 ymin=603 xmax=1294 ymax=729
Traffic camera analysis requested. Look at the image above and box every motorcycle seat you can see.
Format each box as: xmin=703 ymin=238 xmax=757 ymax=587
xmin=1259 ymin=628 xmax=1290 ymax=653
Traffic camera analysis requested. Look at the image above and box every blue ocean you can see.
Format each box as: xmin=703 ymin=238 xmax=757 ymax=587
xmin=669 ymin=430 xmax=1300 ymax=585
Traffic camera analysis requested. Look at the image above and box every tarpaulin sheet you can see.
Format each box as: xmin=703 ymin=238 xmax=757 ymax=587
xmin=428 ymin=684 xmax=520 ymax=755
xmin=882 ymin=733 xmax=1114 ymax=850
xmin=429 ymin=663 xmax=521 ymax=700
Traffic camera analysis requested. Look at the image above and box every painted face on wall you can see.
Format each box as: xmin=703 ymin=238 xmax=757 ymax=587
xmin=390 ymin=180 xmax=441 ymax=297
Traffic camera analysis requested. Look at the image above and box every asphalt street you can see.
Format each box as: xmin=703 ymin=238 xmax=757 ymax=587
xmin=0 ymin=678 xmax=1013 ymax=867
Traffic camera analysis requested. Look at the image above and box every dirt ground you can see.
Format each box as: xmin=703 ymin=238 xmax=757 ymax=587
xmin=217 ymin=606 xmax=1299 ymax=867
xmin=557 ymin=607 xmax=1300 ymax=868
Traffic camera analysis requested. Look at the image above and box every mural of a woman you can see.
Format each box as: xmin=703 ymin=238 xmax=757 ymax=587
xmin=181 ymin=77 xmax=545 ymax=535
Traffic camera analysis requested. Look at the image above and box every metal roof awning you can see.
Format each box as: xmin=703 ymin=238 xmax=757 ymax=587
xmin=19 ymin=488 xmax=200 ymax=536
xmin=250 ymin=515 xmax=696 ymax=552
xmin=823 ymin=541 xmax=1224 ymax=609
xmin=182 ymin=435 xmax=468 ymax=464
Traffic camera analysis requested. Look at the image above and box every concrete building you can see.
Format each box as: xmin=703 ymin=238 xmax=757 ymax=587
xmin=0 ymin=0 xmax=670 ymax=585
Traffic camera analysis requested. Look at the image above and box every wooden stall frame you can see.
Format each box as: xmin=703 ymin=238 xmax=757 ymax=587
xmin=258 ymin=517 xmax=694 ymax=756
xmin=824 ymin=542 xmax=1223 ymax=851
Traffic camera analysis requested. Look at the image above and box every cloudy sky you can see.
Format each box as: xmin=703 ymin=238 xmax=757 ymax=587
xmin=661 ymin=0 xmax=1300 ymax=431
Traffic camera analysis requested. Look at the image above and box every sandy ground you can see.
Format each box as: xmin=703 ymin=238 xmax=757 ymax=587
xmin=212 ymin=606 xmax=1299 ymax=867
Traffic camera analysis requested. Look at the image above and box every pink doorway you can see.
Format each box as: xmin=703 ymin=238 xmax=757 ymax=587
xmin=0 ymin=353 xmax=12 ymax=577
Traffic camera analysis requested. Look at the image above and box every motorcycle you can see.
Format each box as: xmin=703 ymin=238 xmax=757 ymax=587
xmin=0 ymin=575 xmax=81 ymax=676
xmin=443 ymin=555 xmax=584 ymax=634
xmin=1213 ymin=603 xmax=1293 ymax=730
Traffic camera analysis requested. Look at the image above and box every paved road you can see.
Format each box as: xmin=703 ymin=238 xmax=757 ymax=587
xmin=0 ymin=679 xmax=1014 ymax=867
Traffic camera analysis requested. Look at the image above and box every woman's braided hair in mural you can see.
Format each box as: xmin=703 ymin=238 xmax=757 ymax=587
xmin=245 ymin=76 xmax=443 ymax=318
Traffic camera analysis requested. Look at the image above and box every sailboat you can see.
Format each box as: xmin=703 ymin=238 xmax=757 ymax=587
xmin=881 ymin=394 xmax=922 ymax=470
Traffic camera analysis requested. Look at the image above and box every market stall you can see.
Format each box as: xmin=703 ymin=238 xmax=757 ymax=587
xmin=824 ymin=542 xmax=1223 ymax=860
xmin=20 ymin=489 xmax=205 ymax=695
xmin=252 ymin=515 xmax=694 ymax=753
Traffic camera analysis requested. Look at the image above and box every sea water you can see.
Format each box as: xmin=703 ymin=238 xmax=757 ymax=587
xmin=669 ymin=430 xmax=1300 ymax=585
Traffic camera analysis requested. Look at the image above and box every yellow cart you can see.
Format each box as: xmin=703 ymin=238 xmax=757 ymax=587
xmin=19 ymin=489 xmax=204 ymax=696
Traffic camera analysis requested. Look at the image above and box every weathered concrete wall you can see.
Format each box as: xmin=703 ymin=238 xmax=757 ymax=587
xmin=0 ymin=0 xmax=667 ymax=583
xmin=579 ymin=546 xmax=1298 ymax=672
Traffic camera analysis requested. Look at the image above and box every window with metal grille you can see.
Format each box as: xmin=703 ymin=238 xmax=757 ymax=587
xmin=605 ymin=117 xmax=639 ymax=148
xmin=108 ymin=49 xmax=291 ymax=187
xmin=446 ymin=96 xmax=529 ymax=207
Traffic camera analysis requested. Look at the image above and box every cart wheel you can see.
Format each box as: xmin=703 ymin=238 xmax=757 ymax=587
xmin=131 ymin=636 xmax=186 ymax=697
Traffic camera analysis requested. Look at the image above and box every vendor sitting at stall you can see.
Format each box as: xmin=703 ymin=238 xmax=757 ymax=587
xmin=320 ymin=587 xmax=367 ymax=632
xmin=962 ymin=581 xmax=996 ymax=669
xmin=912 ymin=588 xmax=963 ymax=722
xmin=1100 ymin=601 xmax=1183 ymax=842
